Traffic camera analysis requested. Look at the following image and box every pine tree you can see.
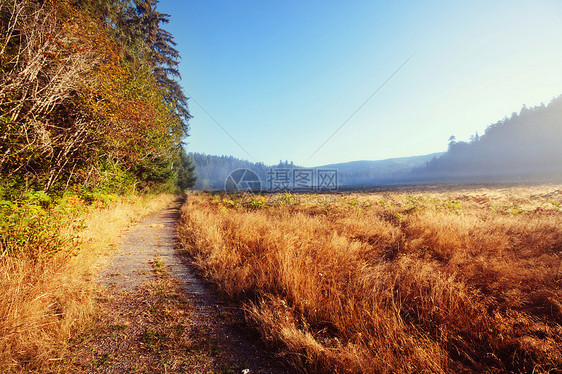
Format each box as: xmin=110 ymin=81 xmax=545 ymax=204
xmin=177 ymin=149 xmax=196 ymax=190
xmin=132 ymin=0 xmax=190 ymax=127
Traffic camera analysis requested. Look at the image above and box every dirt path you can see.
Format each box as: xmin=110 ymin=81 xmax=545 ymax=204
xmin=99 ymin=198 xmax=188 ymax=291
xmin=70 ymin=198 xmax=289 ymax=373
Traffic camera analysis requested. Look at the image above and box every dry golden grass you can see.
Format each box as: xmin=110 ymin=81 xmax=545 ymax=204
xmin=178 ymin=186 xmax=562 ymax=373
xmin=0 ymin=193 xmax=177 ymax=373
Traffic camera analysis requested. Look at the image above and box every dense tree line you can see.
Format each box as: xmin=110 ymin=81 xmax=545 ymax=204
xmin=411 ymin=96 xmax=562 ymax=183
xmin=190 ymin=153 xmax=270 ymax=190
xmin=0 ymin=0 xmax=195 ymax=196
xmin=190 ymin=153 xmax=303 ymax=190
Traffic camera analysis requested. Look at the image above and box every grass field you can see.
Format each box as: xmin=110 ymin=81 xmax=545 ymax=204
xmin=178 ymin=186 xmax=562 ymax=373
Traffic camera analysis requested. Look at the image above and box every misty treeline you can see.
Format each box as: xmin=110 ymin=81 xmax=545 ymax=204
xmin=411 ymin=96 xmax=562 ymax=183
xmin=192 ymin=152 xmax=439 ymax=190
xmin=190 ymin=153 xmax=299 ymax=190
xmin=0 ymin=0 xmax=195 ymax=197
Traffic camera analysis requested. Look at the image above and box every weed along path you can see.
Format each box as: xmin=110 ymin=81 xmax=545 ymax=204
xmin=69 ymin=197 xmax=288 ymax=373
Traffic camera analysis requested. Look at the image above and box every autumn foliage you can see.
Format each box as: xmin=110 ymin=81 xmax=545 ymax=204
xmin=0 ymin=0 xmax=192 ymax=194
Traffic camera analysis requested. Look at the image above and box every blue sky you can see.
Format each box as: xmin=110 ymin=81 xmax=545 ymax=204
xmin=158 ymin=0 xmax=562 ymax=167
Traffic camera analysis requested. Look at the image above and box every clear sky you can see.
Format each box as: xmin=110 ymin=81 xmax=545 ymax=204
xmin=157 ymin=0 xmax=562 ymax=167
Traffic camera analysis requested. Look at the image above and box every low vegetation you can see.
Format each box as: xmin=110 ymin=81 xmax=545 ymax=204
xmin=0 ymin=192 xmax=176 ymax=372
xmin=178 ymin=186 xmax=562 ymax=373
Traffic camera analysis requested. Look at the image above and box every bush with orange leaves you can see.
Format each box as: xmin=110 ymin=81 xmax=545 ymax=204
xmin=178 ymin=186 xmax=562 ymax=373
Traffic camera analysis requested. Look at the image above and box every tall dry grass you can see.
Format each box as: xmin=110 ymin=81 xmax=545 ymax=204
xmin=178 ymin=187 xmax=562 ymax=373
xmin=0 ymin=193 xmax=177 ymax=373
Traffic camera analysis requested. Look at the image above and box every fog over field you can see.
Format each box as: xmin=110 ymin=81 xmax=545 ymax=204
xmin=192 ymin=96 xmax=562 ymax=190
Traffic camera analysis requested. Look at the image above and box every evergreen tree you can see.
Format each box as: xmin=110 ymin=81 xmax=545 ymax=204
xmin=177 ymin=149 xmax=196 ymax=191
xmin=132 ymin=0 xmax=191 ymax=127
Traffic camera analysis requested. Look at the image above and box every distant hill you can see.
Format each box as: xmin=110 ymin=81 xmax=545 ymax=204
xmin=319 ymin=153 xmax=444 ymax=187
xmin=410 ymin=95 xmax=562 ymax=183
xmin=190 ymin=152 xmax=443 ymax=190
